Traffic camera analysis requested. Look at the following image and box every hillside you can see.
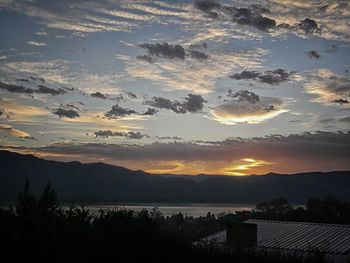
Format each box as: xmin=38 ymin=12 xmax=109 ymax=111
xmin=1 ymin=150 xmax=349 ymax=203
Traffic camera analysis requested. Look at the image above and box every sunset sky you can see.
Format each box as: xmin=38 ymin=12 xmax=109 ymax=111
xmin=0 ymin=0 xmax=349 ymax=175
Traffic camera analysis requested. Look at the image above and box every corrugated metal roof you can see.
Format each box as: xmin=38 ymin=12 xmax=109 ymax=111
xmin=202 ymin=220 xmax=350 ymax=255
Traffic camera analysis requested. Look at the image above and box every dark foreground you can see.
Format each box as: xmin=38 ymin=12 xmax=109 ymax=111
xmin=1 ymin=182 xmax=349 ymax=263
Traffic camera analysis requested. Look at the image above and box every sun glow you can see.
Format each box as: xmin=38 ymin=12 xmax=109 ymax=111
xmin=222 ymin=158 xmax=273 ymax=176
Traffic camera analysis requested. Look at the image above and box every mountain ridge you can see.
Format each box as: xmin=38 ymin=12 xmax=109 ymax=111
xmin=1 ymin=150 xmax=349 ymax=203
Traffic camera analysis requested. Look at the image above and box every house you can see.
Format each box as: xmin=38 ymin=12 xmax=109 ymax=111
xmin=199 ymin=219 xmax=350 ymax=263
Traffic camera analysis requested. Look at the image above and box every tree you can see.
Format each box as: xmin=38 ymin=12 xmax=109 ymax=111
xmin=256 ymin=198 xmax=293 ymax=218
xmin=16 ymin=178 xmax=37 ymax=217
xmin=38 ymin=182 xmax=60 ymax=217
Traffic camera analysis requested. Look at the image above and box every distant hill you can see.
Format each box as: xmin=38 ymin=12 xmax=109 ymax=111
xmin=1 ymin=150 xmax=349 ymax=204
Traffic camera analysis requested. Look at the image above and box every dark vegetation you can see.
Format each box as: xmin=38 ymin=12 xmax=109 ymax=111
xmin=1 ymin=150 xmax=350 ymax=203
xmin=2 ymin=180 xmax=348 ymax=262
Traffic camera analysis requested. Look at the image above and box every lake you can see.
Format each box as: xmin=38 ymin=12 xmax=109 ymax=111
xmin=72 ymin=203 xmax=255 ymax=217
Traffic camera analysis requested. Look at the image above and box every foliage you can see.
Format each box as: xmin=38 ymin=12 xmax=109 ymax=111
xmin=1 ymin=180 xmax=348 ymax=262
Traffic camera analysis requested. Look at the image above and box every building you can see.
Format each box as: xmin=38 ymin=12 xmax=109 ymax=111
xmin=199 ymin=219 xmax=350 ymax=263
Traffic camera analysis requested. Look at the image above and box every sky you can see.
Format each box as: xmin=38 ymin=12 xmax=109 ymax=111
xmin=0 ymin=0 xmax=349 ymax=176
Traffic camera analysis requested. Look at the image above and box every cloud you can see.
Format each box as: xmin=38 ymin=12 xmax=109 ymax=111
xmin=156 ymin=136 xmax=183 ymax=140
xmin=230 ymin=69 xmax=294 ymax=85
xmin=142 ymin=108 xmax=158 ymax=116
xmin=332 ymin=99 xmax=349 ymax=105
xmin=144 ymin=96 xmax=181 ymax=113
xmin=136 ymin=55 xmax=155 ymax=63
xmin=189 ymin=50 xmax=209 ymax=60
xmin=144 ymin=94 xmax=206 ymax=114
xmin=37 ymin=85 xmax=66 ymax=95
xmin=182 ymin=94 xmax=207 ymax=113
xmin=193 ymin=0 xmax=221 ymax=13
xmin=105 ymin=104 xmax=137 ymax=118
xmin=52 ymin=105 xmax=80 ymax=119
xmin=338 ymin=116 xmax=350 ymax=123
xmin=139 ymin=42 xmax=209 ymax=61
xmin=304 ymin=69 xmax=350 ymax=106
xmin=91 ymin=91 xmax=108 ymax=99
xmin=231 ymin=7 xmax=276 ymax=32
xmin=193 ymin=1 xmax=276 ymax=32
xmin=0 ymin=124 xmax=34 ymax=139
xmin=305 ymin=50 xmax=321 ymax=59
xmin=212 ymin=91 xmax=286 ymax=124
xmin=320 ymin=116 xmax=350 ymax=125
xmin=193 ymin=0 xmax=325 ymax=38
xmin=140 ymin=43 xmax=185 ymax=60
xmin=125 ymin=92 xmax=137 ymax=99
xmin=228 ymin=89 xmax=260 ymax=104
xmin=94 ymin=130 xmax=149 ymax=139
xmin=27 ymin=41 xmax=47 ymax=47
xmin=127 ymin=47 xmax=268 ymax=94
xmin=11 ymin=131 xmax=350 ymax=174
xmin=297 ymin=18 xmax=320 ymax=34
xmin=0 ymin=81 xmax=66 ymax=95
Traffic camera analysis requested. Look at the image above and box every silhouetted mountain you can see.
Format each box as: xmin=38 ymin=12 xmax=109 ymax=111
xmin=1 ymin=150 xmax=349 ymax=203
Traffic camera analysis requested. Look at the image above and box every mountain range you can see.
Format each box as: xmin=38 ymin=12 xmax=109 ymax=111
xmin=1 ymin=150 xmax=349 ymax=204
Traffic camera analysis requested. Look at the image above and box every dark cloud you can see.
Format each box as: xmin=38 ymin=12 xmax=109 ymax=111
xmin=105 ymin=104 xmax=137 ymax=118
xmin=17 ymin=78 xmax=29 ymax=82
xmin=230 ymin=69 xmax=293 ymax=85
xmin=139 ymin=42 xmax=209 ymax=62
xmin=94 ymin=130 xmax=149 ymax=139
xmin=193 ymin=1 xmax=276 ymax=32
xmin=306 ymin=50 xmax=321 ymax=59
xmin=231 ymin=7 xmax=276 ymax=31
xmin=144 ymin=94 xmax=206 ymax=114
xmin=189 ymin=50 xmax=209 ymax=60
xmin=182 ymin=94 xmax=207 ymax=113
xmin=297 ymin=18 xmax=320 ymax=34
xmin=188 ymin=42 xmax=208 ymax=50
xmin=332 ymin=99 xmax=349 ymax=104
xmin=136 ymin=55 xmax=155 ymax=63
xmin=143 ymin=108 xmax=158 ymax=116
xmin=94 ymin=130 xmax=124 ymax=138
xmin=194 ymin=1 xmax=321 ymax=35
xmin=228 ymin=89 xmax=260 ymax=104
xmin=144 ymin=96 xmax=181 ymax=113
xmin=230 ymin=71 xmax=260 ymax=80
xmin=23 ymin=132 xmax=350 ymax=172
xmin=37 ymin=85 xmax=66 ymax=95
xmin=52 ymin=105 xmax=80 ymax=119
xmin=127 ymin=131 xmax=149 ymax=139
xmin=30 ymin=76 xmax=45 ymax=82
xmin=125 ymin=92 xmax=137 ymax=99
xmin=91 ymin=91 xmax=108 ymax=99
xmin=338 ymin=116 xmax=350 ymax=123
xmin=115 ymin=94 xmax=125 ymax=102
xmin=140 ymin=43 xmax=185 ymax=60
xmin=320 ymin=116 xmax=350 ymax=125
xmin=157 ymin=136 xmax=183 ymax=140
xmin=193 ymin=0 xmax=221 ymax=13
xmin=0 ymin=81 xmax=66 ymax=96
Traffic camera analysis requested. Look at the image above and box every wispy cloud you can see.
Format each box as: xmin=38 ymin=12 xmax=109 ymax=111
xmin=27 ymin=41 xmax=47 ymax=47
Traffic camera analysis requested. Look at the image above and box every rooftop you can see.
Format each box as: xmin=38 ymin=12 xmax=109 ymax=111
xmin=202 ymin=219 xmax=350 ymax=255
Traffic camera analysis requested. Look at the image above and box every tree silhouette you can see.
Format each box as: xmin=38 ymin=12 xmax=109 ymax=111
xmin=256 ymin=198 xmax=293 ymax=218
xmin=16 ymin=178 xmax=37 ymax=217
xmin=38 ymin=182 xmax=60 ymax=217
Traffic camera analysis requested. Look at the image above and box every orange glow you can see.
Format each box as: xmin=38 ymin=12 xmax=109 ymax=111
xmin=221 ymin=158 xmax=273 ymax=176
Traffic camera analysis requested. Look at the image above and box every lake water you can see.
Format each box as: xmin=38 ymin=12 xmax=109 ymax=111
xmin=75 ymin=203 xmax=255 ymax=217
